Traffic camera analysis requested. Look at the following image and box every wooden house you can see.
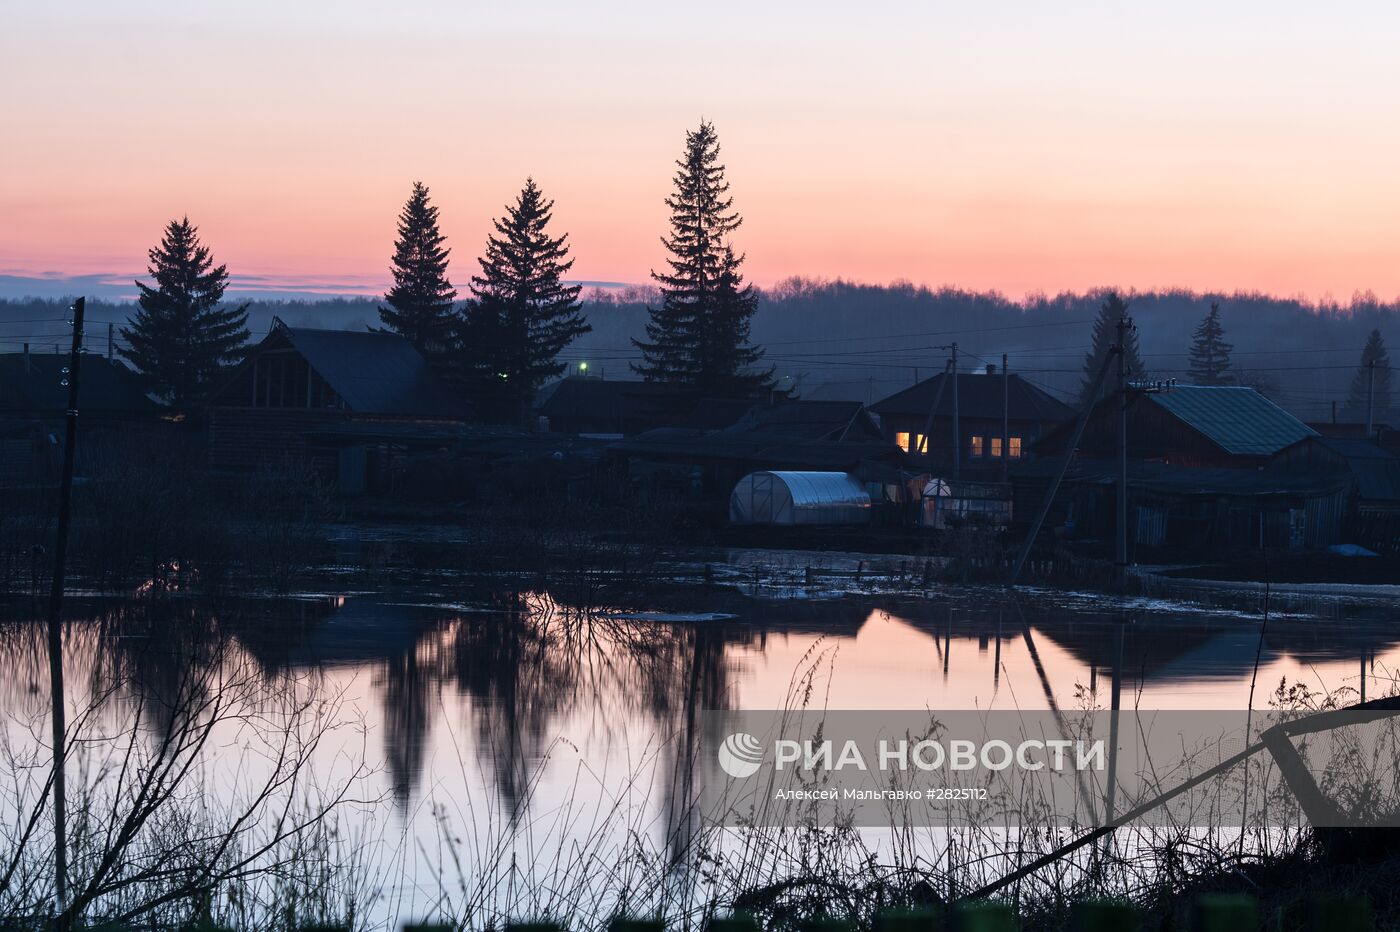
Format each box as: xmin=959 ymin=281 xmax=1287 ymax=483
xmin=206 ymin=319 xmax=466 ymax=486
xmin=870 ymin=367 xmax=1073 ymax=471
xmin=1036 ymin=385 xmax=1316 ymax=468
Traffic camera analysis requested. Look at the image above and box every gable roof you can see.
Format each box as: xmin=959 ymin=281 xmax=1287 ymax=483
xmin=1147 ymin=385 xmax=1315 ymax=457
xmin=871 ymin=372 xmax=1074 ymax=423
xmin=0 ymin=352 xmax=156 ymax=414
xmin=724 ymin=400 xmax=883 ymax=441
xmin=217 ymin=321 xmax=463 ymax=416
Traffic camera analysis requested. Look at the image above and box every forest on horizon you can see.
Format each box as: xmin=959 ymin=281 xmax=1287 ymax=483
xmin=3 ymin=278 xmax=1396 ymax=423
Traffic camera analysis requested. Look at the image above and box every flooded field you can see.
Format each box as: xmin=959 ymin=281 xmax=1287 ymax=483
xmin=2 ymin=550 xmax=1396 ymax=927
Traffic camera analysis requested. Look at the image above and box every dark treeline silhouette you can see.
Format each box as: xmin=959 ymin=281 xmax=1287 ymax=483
xmin=5 ymin=281 xmax=1398 ymax=421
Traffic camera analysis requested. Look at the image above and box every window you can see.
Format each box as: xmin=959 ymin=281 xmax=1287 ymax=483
xmin=1009 ymin=437 xmax=1023 ymax=459
xmin=915 ymin=434 xmax=926 ymax=454
xmin=970 ymin=435 xmax=984 ymax=457
xmin=896 ymin=431 xmax=911 ymax=452
xmin=990 ymin=437 xmax=1003 ymax=458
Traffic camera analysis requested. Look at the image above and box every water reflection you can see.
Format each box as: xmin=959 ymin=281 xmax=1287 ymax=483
xmin=2 ymin=580 xmax=1397 ymax=922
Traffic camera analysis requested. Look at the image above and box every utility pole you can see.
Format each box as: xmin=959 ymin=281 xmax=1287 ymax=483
xmin=1115 ymin=316 xmax=1131 ymax=589
xmin=1001 ymin=352 xmax=1010 ymax=485
xmin=1367 ymin=359 xmax=1375 ymax=438
xmin=107 ymin=322 xmax=114 ymax=360
xmin=1008 ymin=349 xmax=1118 ymax=585
xmin=951 ymin=342 xmax=961 ymax=479
xmin=917 ymin=352 xmax=954 ymax=466
xmin=48 ymin=296 xmax=84 ymax=916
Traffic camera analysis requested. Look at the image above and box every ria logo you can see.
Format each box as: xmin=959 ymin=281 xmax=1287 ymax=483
xmin=718 ymin=732 xmax=764 ymax=778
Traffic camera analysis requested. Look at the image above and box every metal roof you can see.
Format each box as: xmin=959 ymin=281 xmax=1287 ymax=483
xmin=1147 ymin=385 xmax=1316 ymax=457
xmin=275 ymin=324 xmax=463 ymax=416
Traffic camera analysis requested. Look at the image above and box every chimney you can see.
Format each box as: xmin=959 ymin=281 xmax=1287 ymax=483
xmin=986 ymin=363 xmax=997 ymax=376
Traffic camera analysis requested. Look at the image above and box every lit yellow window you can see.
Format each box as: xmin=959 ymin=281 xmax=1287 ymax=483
xmin=970 ymin=436 xmax=984 ymax=457
xmin=990 ymin=437 xmax=1003 ymax=458
xmin=1009 ymin=437 xmax=1023 ymax=459
xmin=915 ymin=434 xmax=926 ymax=454
xmin=896 ymin=431 xmax=911 ymax=452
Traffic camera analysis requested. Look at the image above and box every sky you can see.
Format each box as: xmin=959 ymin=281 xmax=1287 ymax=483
xmin=3 ymin=1 xmax=1399 ymax=301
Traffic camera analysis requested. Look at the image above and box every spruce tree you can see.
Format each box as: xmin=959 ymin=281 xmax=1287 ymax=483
xmin=1080 ymin=291 xmax=1144 ymax=407
xmin=633 ymin=120 xmax=771 ymax=395
xmin=1347 ymin=328 xmax=1393 ymax=413
xmin=119 ymin=217 xmax=250 ymax=411
xmin=458 ymin=178 xmax=591 ymax=423
xmin=379 ymin=181 xmax=457 ymax=356
xmin=1186 ymin=301 xmax=1234 ymax=385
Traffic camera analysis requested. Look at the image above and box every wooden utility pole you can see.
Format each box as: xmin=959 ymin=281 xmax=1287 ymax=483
xmin=1366 ymin=359 xmax=1375 ymax=438
xmin=1008 ymin=349 xmax=1117 ymax=585
xmin=1115 ymin=317 xmax=1131 ymax=589
xmin=48 ymin=296 xmax=84 ymax=914
xmin=951 ymin=342 xmax=961 ymax=479
xmin=917 ymin=358 xmax=951 ymax=463
xmin=1001 ymin=352 xmax=1010 ymax=484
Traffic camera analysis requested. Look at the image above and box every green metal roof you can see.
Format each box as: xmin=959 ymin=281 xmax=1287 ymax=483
xmin=1148 ymin=385 xmax=1316 ymax=457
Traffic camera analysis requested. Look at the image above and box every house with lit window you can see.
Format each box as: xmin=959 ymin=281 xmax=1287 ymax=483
xmin=869 ymin=366 xmax=1074 ymax=474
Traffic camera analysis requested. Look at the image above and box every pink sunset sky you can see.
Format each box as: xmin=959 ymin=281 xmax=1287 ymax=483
xmin=3 ymin=0 xmax=1399 ymax=300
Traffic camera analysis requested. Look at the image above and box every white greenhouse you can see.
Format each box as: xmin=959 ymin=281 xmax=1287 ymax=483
xmin=729 ymin=471 xmax=872 ymax=526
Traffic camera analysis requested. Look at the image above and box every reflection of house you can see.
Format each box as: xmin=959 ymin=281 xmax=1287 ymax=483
xmin=1037 ymin=385 xmax=1316 ymax=468
xmin=0 ymin=350 xmax=160 ymax=485
xmin=870 ymin=368 xmax=1073 ymax=469
xmin=207 ymin=319 xmax=466 ymax=483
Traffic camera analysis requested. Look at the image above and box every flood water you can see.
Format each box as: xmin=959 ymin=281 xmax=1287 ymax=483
xmin=2 ymin=553 xmax=1397 ymax=927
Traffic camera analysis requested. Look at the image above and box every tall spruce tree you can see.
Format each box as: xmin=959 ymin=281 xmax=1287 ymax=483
xmin=379 ymin=181 xmax=457 ymax=356
xmin=633 ymin=120 xmax=771 ymax=395
xmin=1080 ymin=291 xmax=1144 ymax=407
xmin=1347 ymin=328 xmax=1393 ymax=413
xmin=119 ymin=217 xmax=250 ymax=411
xmin=458 ymin=178 xmax=590 ymax=423
xmin=1187 ymin=301 xmax=1234 ymax=385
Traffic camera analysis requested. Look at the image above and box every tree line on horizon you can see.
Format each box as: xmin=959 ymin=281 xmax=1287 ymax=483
xmin=8 ymin=114 xmax=1395 ymax=424
xmin=110 ymin=120 xmax=769 ymax=421
xmin=1076 ymin=291 xmax=1391 ymax=414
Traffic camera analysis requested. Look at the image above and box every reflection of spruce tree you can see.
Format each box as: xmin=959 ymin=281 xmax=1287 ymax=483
xmin=666 ymin=626 xmax=731 ymax=864
xmin=449 ymin=595 xmax=566 ymax=815
xmin=381 ymin=648 xmax=430 ymax=807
